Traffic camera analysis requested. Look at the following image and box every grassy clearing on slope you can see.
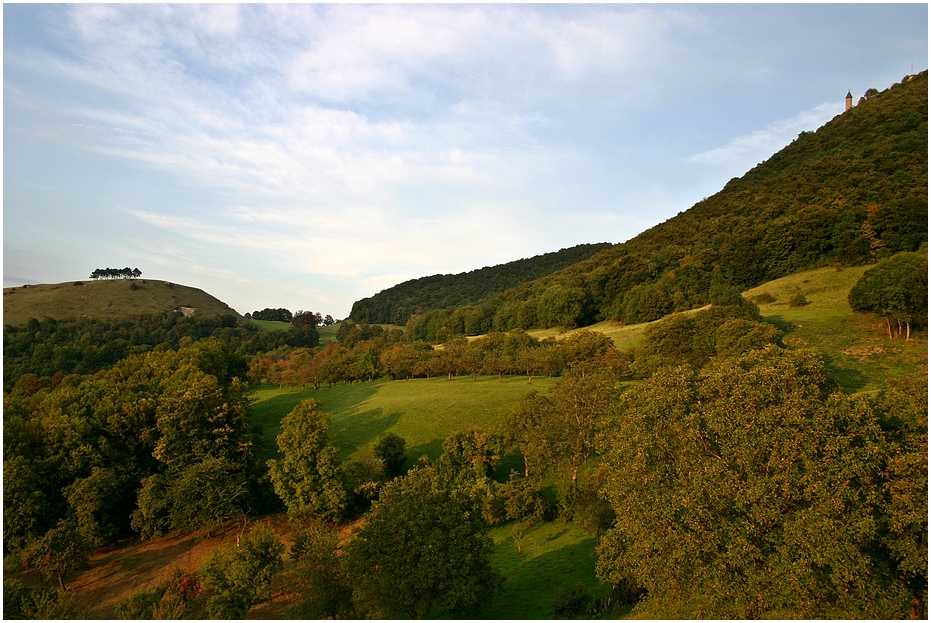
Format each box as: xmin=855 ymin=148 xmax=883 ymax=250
xmin=745 ymin=265 xmax=927 ymax=394
xmin=481 ymin=520 xmax=615 ymax=619
xmin=249 ymin=319 xmax=290 ymax=331
xmin=250 ymin=375 xmax=556 ymax=468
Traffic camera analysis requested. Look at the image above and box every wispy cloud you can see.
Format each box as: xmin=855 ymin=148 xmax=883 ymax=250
xmin=687 ymin=102 xmax=839 ymax=167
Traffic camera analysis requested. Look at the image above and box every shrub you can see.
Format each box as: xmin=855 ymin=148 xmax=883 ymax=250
xmin=553 ymin=583 xmax=596 ymax=619
xmin=788 ymin=291 xmax=809 ymax=307
xmin=753 ymin=292 xmax=776 ymax=304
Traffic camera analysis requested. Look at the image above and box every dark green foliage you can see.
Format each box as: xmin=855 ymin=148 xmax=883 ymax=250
xmin=4 ymin=579 xmax=80 ymax=620
xmin=342 ymin=465 xmax=503 ymax=618
xmin=553 ymin=583 xmax=596 ymax=619
xmin=849 ymin=249 xmax=928 ymax=337
xmin=250 ymin=307 xmax=293 ymax=322
xmin=597 ymin=346 xmax=913 ymax=618
xmin=501 ymin=472 xmax=546 ymax=526
xmin=373 ymin=432 xmax=407 ymax=478
xmin=288 ymin=311 xmax=320 ymax=348
xmin=5 ymin=339 xmax=258 ymax=551
xmin=351 ymin=243 xmax=612 ymax=325
xmin=335 ymin=319 xmax=387 ymax=347
xmin=405 ymin=72 xmax=927 ymax=339
xmin=267 ymin=399 xmax=346 ymax=521
xmin=285 ymin=524 xmax=355 ymax=619
xmin=2 ymin=311 xmax=292 ymax=391
xmin=440 ymin=427 xmax=503 ymax=479
xmin=200 ymin=523 xmax=285 ymax=619
xmin=871 ymin=370 xmax=929 ymax=618
xmin=788 ymin=291 xmax=810 ymax=307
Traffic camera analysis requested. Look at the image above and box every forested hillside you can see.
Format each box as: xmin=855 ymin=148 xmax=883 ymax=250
xmin=406 ymin=72 xmax=928 ymax=341
xmin=349 ymin=243 xmax=611 ymax=325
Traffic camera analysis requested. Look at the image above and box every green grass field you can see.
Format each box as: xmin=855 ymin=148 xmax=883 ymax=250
xmin=745 ymin=265 xmax=927 ymax=394
xmin=250 ymin=374 xmax=556 ymax=468
xmin=481 ymin=520 xmax=614 ymax=619
xmin=248 ymin=319 xmax=291 ymax=331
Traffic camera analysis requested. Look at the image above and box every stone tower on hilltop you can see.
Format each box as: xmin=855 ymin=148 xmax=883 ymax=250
xmin=845 ymin=90 xmax=853 ymax=111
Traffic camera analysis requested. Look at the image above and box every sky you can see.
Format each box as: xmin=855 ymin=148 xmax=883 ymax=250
xmin=3 ymin=3 xmax=928 ymax=319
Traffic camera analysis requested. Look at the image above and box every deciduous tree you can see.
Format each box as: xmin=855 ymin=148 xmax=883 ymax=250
xmin=267 ymin=399 xmax=346 ymax=521
xmin=343 ymin=465 xmax=502 ymax=618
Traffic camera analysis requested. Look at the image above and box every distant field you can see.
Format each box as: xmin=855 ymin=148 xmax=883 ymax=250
xmin=249 ymin=319 xmax=290 ymax=331
xmin=2 ymin=279 xmax=239 ymax=326
xmin=745 ymin=265 xmax=927 ymax=394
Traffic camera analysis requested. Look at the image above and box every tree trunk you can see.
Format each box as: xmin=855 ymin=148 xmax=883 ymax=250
xmin=906 ymin=321 xmax=912 ymax=341
xmin=58 ymin=573 xmax=66 ymax=591
xmin=523 ymin=454 xmax=530 ymax=479
xmin=910 ymin=595 xmax=923 ymax=619
xmin=886 ymin=316 xmax=893 ymax=338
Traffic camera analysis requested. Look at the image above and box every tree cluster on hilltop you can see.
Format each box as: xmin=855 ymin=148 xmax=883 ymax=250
xmin=90 ymin=267 xmax=141 ymax=280
xmin=403 ymin=72 xmax=928 ymax=342
xmin=350 ymin=243 xmax=612 ymax=326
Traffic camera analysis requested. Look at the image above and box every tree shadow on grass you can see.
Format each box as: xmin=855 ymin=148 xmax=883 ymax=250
xmin=479 ymin=525 xmax=606 ymax=619
xmin=406 ymin=438 xmax=444 ymax=464
xmin=329 ymin=407 xmax=404 ymax=460
xmin=761 ymin=313 xmax=796 ymax=336
xmin=821 ymin=353 xmax=870 ymax=393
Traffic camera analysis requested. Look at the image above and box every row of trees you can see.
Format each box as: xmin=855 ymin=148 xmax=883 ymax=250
xmin=90 ymin=267 xmax=141 ymax=280
xmin=245 ymin=308 xmax=337 ymax=326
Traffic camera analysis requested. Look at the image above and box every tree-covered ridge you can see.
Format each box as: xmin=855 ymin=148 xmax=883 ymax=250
xmin=349 ymin=242 xmax=612 ymax=325
xmin=406 ymin=72 xmax=928 ymax=341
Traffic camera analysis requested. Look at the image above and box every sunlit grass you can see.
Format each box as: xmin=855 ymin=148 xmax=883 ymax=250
xmin=745 ymin=265 xmax=927 ymax=394
xmin=250 ymin=375 xmax=556 ymax=466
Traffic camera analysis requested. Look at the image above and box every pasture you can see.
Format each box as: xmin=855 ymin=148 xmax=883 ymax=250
xmin=250 ymin=374 xmax=557 ymax=467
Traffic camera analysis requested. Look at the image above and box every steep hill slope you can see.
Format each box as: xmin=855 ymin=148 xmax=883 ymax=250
xmin=2 ymin=279 xmax=240 ymax=326
xmin=407 ymin=72 xmax=928 ymax=341
xmin=349 ymin=242 xmax=611 ymax=325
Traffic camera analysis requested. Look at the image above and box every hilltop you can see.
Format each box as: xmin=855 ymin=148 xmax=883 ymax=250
xmin=404 ymin=71 xmax=928 ymax=341
xmin=2 ymin=279 xmax=240 ymax=327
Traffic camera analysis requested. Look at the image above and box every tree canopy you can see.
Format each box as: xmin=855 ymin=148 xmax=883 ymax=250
xmin=596 ymin=346 xmax=918 ymax=618
xmin=342 ymin=465 xmax=502 ymax=618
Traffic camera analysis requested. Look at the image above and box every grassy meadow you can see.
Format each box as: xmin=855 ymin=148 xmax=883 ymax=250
xmin=2 ymin=279 xmax=239 ymax=326
xmin=250 ymin=374 xmax=556 ymax=468
xmin=745 ymin=265 xmax=927 ymax=394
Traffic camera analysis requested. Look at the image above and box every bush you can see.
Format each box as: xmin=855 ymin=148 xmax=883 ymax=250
xmin=788 ymin=291 xmax=809 ymax=307
xmin=553 ymin=583 xmax=596 ymax=619
xmin=753 ymin=292 xmax=776 ymax=304
xmin=373 ymin=433 xmax=408 ymax=478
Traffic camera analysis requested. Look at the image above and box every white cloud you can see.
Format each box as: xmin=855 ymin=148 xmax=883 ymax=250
xmin=687 ymin=102 xmax=839 ymax=166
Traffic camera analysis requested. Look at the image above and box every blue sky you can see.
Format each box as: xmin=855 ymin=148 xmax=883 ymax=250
xmin=4 ymin=3 xmax=927 ymax=319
